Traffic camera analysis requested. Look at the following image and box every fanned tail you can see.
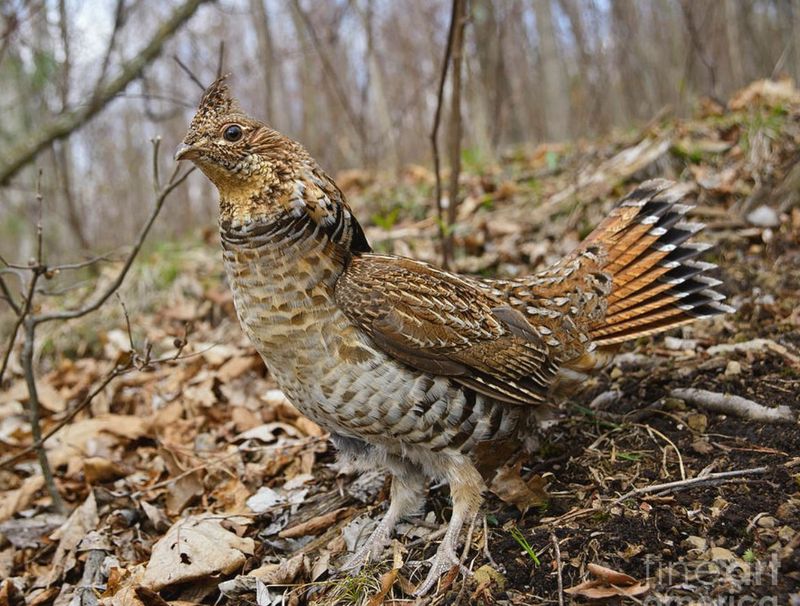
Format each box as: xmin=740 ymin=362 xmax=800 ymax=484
xmin=587 ymin=179 xmax=734 ymax=346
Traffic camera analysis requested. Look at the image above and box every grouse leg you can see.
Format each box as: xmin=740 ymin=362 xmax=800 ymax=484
xmin=415 ymin=460 xmax=484 ymax=596
xmin=342 ymin=465 xmax=426 ymax=571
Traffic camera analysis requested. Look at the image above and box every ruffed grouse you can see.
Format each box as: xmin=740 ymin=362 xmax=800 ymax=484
xmin=176 ymin=77 xmax=732 ymax=594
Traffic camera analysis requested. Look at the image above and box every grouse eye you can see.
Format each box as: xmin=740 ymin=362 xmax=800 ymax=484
xmin=223 ymin=124 xmax=243 ymax=142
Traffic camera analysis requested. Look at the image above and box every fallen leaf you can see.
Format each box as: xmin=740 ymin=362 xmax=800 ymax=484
xmin=46 ymin=492 xmax=99 ymax=586
xmin=565 ymin=562 xmax=649 ymax=599
xmin=0 ymin=579 xmax=24 ymax=606
xmin=248 ymin=553 xmax=306 ymax=585
xmin=84 ymin=457 xmax=127 ymax=484
xmin=279 ymin=507 xmax=353 ymax=538
xmin=216 ymin=355 xmax=258 ymax=381
xmin=490 ymin=461 xmax=548 ymax=513
xmin=366 ymin=568 xmax=399 ymax=606
xmin=235 ymin=422 xmax=301 ymax=444
xmin=142 ymin=515 xmax=254 ymax=590
xmin=47 ymin=415 xmax=150 ymax=468
xmin=0 ymin=475 xmax=44 ymax=523
xmin=473 ymin=564 xmax=506 ymax=591
xmin=246 ymin=486 xmax=285 ymax=514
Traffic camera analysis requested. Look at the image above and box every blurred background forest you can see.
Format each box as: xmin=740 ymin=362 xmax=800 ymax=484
xmin=2 ymin=0 xmax=800 ymax=259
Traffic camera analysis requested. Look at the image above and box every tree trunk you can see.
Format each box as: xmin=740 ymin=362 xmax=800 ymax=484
xmin=535 ymin=0 xmax=569 ymax=140
xmin=249 ymin=0 xmax=276 ymax=122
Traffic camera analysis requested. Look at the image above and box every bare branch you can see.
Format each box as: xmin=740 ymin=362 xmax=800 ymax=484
xmin=0 ymin=269 xmax=37 ymax=385
xmin=613 ymin=466 xmax=769 ymax=505
xmin=671 ymin=388 xmax=796 ymax=424
xmin=21 ymin=314 xmax=64 ymax=512
xmin=173 ymin=54 xmax=207 ymax=92
xmin=0 ymin=275 xmax=20 ymax=315
xmin=92 ymin=0 xmax=127 ymax=94
xmin=34 ymin=165 xmax=194 ymax=325
xmin=0 ymin=363 xmax=128 ymax=470
xmin=216 ymin=40 xmax=225 ymax=78
xmin=445 ymin=0 xmax=468 ymax=267
xmin=152 ymin=137 xmax=162 ymax=192
xmin=290 ymin=0 xmax=366 ymax=147
xmin=0 ymin=0 xmax=209 ymax=185
xmin=431 ymin=0 xmax=460 ymax=270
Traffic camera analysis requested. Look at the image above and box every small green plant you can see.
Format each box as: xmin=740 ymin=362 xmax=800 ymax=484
xmin=617 ymin=451 xmax=643 ymax=462
xmin=509 ymin=525 xmax=540 ymax=566
xmin=371 ymin=206 xmax=401 ymax=231
xmin=324 ymin=565 xmax=382 ymax=605
xmin=743 ymin=549 xmax=757 ymax=563
xmin=545 ymin=150 xmax=560 ymax=171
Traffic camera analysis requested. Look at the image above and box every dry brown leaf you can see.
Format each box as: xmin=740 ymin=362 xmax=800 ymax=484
xmin=160 ymin=449 xmax=205 ymax=516
xmin=210 ymin=478 xmax=251 ymax=514
xmin=0 ymin=475 xmax=44 ymax=523
xmin=142 ymin=515 xmax=254 ymax=591
xmin=215 ymin=355 xmax=258 ymax=381
xmin=47 ymin=415 xmax=150 ymax=468
xmin=293 ymin=416 xmax=325 ymax=438
xmin=489 ymin=461 xmax=548 ymax=513
xmin=84 ymin=457 xmax=127 ymax=484
xmin=279 ymin=507 xmax=353 ymax=538
xmin=248 ymin=553 xmax=306 ymax=585
xmin=0 ymin=579 xmax=24 ymax=606
xmin=230 ymin=406 xmax=261 ymax=432
xmin=564 ymin=562 xmax=650 ymax=599
xmin=45 ymin=492 xmax=99 ymax=586
xmin=729 ymin=77 xmax=800 ymax=110
xmin=366 ymin=568 xmax=399 ymax=606
xmin=0 ymin=379 xmax=65 ymax=413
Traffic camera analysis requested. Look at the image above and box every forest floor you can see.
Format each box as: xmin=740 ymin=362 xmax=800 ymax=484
xmin=1 ymin=79 xmax=799 ymax=606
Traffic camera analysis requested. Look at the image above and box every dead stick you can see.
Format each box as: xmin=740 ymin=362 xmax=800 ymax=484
xmin=672 ymin=388 xmax=795 ymax=424
xmin=430 ymin=0 xmax=460 ymax=269
xmin=551 ymin=533 xmax=564 ymax=606
xmin=613 ymin=466 xmax=769 ymax=505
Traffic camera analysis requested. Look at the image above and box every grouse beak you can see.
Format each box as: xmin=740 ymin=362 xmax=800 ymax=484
xmin=174 ymin=142 xmax=200 ymax=162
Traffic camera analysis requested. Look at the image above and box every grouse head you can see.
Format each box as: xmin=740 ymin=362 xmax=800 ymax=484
xmin=176 ymin=75 xmax=370 ymax=252
xmin=175 ymin=75 xmax=301 ymax=201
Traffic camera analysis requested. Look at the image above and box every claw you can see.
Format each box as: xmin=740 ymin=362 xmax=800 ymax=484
xmin=340 ymin=517 xmax=392 ymax=572
xmin=414 ymin=542 xmax=472 ymax=596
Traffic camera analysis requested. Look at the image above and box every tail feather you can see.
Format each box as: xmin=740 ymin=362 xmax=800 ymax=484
xmin=585 ymin=179 xmax=733 ymax=346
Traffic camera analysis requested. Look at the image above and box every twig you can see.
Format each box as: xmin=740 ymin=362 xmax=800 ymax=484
xmin=47 ymin=252 xmax=119 ymax=272
xmin=482 ymin=515 xmax=498 ymax=568
xmin=430 ymin=0 xmax=459 ymax=269
xmin=216 ymin=40 xmax=225 ymax=78
xmin=444 ymin=0 xmax=468 ymax=267
xmin=0 ymin=269 xmax=37 ymax=385
xmin=636 ymin=422 xmax=686 ymax=480
xmin=34 ymin=164 xmax=193 ymax=324
xmin=20 ymin=183 xmax=64 ymax=512
xmin=152 ymin=137 xmax=162 ymax=192
xmin=551 ymin=533 xmax=564 ymax=606
xmin=0 ymin=139 xmax=193 ymax=514
xmin=173 ymin=55 xmax=206 ymax=92
xmin=0 ymin=363 xmax=130 ymax=469
xmin=672 ymin=388 xmax=796 ymax=424
xmin=0 ymin=274 xmax=20 ymax=315
xmin=91 ymin=0 xmax=126 ymax=96
xmin=612 ymin=466 xmax=769 ymax=506
xmin=290 ymin=0 xmax=366 ymax=148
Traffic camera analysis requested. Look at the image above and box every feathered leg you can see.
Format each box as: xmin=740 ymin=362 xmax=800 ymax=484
xmin=342 ymin=462 xmax=426 ymax=570
xmin=415 ymin=459 xmax=484 ymax=596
